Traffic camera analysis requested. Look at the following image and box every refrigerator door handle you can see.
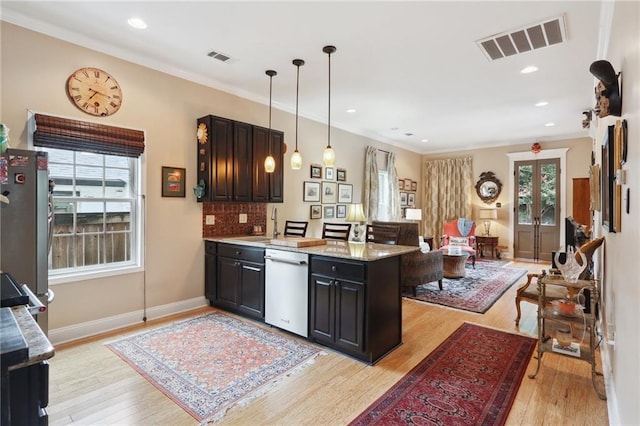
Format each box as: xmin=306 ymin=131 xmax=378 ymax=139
xmin=46 ymin=288 xmax=55 ymax=304
xmin=21 ymin=284 xmax=47 ymax=315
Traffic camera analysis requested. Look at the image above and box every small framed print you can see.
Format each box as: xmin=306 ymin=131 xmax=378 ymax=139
xmin=161 ymin=166 xmax=186 ymax=197
xmin=336 ymin=204 xmax=347 ymax=218
xmin=404 ymin=178 xmax=412 ymax=189
xmin=338 ymin=183 xmax=353 ymax=203
xmin=303 ymin=181 xmax=321 ymax=202
xmin=336 ymin=168 xmax=347 ymax=182
xmin=324 ymin=205 xmax=335 ymax=219
xmin=399 ymin=179 xmax=405 ymax=190
xmin=324 ymin=167 xmax=335 ymax=180
xmin=322 ymin=181 xmax=337 ymax=204
xmin=407 ymin=192 xmax=415 ymax=207
xmin=310 ymin=204 xmax=322 ymax=219
xmin=411 ymin=181 xmax=417 ymax=191
xmin=310 ymin=164 xmax=322 ymax=179
xmin=400 ymin=192 xmax=408 ymax=206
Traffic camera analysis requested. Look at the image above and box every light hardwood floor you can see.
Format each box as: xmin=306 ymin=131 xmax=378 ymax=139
xmin=47 ymin=260 xmax=609 ymax=425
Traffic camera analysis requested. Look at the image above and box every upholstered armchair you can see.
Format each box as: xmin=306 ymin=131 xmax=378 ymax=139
xmin=372 ymin=221 xmax=443 ymax=294
xmin=439 ymin=218 xmax=477 ymax=268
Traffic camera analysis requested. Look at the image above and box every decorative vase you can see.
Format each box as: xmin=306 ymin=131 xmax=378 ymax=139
xmin=554 ymin=246 xmax=587 ymax=283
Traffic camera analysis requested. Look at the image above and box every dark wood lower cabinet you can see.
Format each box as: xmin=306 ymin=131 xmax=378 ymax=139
xmin=309 ymin=255 xmax=401 ymax=364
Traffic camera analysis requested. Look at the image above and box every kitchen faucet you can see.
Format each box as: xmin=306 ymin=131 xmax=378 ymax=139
xmin=272 ymin=206 xmax=280 ymax=238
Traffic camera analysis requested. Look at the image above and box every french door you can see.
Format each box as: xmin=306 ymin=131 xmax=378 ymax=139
xmin=513 ymin=158 xmax=560 ymax=261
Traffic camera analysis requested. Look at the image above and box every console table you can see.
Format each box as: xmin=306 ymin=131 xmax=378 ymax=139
xmin=476 ymin=236 xmax=498 ymax=258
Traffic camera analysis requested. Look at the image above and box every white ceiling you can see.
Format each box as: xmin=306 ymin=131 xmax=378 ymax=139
xmin=1 ymin=1 xmax=606 ymax=154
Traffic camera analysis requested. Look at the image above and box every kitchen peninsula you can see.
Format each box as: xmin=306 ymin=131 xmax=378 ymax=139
xmin=204 ymin=236 xmax=418 ymax=364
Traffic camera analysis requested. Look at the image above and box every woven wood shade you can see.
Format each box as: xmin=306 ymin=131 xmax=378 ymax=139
xmin=33 ymin=113 xmax=145 ymax=158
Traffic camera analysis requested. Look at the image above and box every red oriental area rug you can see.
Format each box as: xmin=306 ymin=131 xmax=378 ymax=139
xmin=106 ymin=312 xmax=321 ymax=423
xmin=404 ymin=260 xmax=527 ymax=313
xmin=349 ymin=323 xmax=536 ymax=426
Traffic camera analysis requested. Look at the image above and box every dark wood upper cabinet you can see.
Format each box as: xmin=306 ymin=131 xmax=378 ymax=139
xmin=252 ymin=126 xmax=284 ymax=203
xmin=233 ymin=121 xmax=252 ymax=202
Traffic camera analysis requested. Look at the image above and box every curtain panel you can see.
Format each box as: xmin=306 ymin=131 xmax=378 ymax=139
xmin=364 ymin=146 xmax=379 ymax=221
xmin=421 ymin=157 xmax=473 ymax=246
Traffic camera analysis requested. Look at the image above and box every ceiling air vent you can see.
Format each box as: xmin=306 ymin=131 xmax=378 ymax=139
xmin=476 ymin=14 xmax=567 ymax=61
xmin=207 ymin=50 xmax=231 ymax=62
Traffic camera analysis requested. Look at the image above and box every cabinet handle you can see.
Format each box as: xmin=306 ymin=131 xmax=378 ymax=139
xmin=235 ymin=251 xmax=241 ymax=256
xmin=331 ymin=266 xmax=337 ymax=272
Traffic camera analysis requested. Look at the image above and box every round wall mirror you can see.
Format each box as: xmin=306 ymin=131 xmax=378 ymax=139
xmin=475 ymin=171 xmax=502 ymax=204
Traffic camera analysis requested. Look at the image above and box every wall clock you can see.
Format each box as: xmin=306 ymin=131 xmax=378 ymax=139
xmin=67 ymin=67 xmax=123 ymax=116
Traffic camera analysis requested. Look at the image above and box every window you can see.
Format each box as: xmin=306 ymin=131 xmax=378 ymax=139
xmin=44 ymin=147 xmax=141 ymax=277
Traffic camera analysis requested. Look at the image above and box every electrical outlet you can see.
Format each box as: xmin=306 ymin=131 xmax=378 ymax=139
xmin=205 ymin=215 xmax=215 ymax=225
xmin=239 ymin=213 xmax=248 ymax=224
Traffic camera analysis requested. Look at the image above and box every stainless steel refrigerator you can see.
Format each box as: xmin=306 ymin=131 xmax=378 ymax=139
xmin=0 ymin=148 xmax=54 ymax=334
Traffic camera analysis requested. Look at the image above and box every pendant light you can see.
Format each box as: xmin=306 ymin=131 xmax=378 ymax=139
xmin=322 ymin=45 xmax=336 ymax=166
xmin=290 ymin=59 xmax=305 ymax=170
xmin=264 ymin=69 xmax=277 ymax=173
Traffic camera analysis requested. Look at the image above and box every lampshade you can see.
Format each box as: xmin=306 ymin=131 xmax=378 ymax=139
xmin=405 ymin=208 xmax=422 ymax=221
xmin=346 ymin=203 xmax=366 ymax=223
xmin=290 ymin=59 xmax=304 ymax=170
xmin=264 ymin=69 xmax=277 ymax=173
xmin=323 ymin=45 xmax=337 ymax=166
xmin=479 ymin=208 xmax=498 ymax=220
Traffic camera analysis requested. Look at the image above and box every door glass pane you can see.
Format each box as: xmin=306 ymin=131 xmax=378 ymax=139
xmin=539 ymin=163 xmax=557 ymax=225
xmin=517 ymin=165 xmax=533 ymax=225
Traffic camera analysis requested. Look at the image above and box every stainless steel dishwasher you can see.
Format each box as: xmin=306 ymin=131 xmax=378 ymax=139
xmin=264 ymin=248 xmax=309 ymax=337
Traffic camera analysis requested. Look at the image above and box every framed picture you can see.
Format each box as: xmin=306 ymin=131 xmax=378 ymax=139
xmin=324 ymin=205 xmax=335 ymax=219
xmin=407 ymin=192 xmax=415 ymax=207
xmin=337 ymin=168 xmax=347 ymax=182
xmin=324 ymin=167 xmax=335 ymax=180
xmin=400 ymin=192 xmax=408 ymax=206
xmin=399 ymin=179 xmax=405 ymax=190
xmin=310 ymin=205 xmax=322 ymax=219
xmin=303 ymin=181 xmax=321 ymax=202
xmin=338 ymin=183 xmax=353 ymax=203
xmin=336 ymin=204 xmax=347 ymax=218
xmin=161 ymin=166 xmax=186 ymax=197
xmin=411 ymin=181 xmax=417 ymax=191
xmin=404 ymin=178 xmax=412 ymax=189
xmin=601 ymin=125 xmax=614 ymax=232
xmin=310 ymin=164 xmax=322 ymax=179
xmin=322 ymin=181 xmax=337 ymax=204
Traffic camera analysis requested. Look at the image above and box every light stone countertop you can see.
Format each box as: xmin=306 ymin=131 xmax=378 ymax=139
xmin=8 ymin=306 xmax=55 ymax=370
xmin=205 ymin=236 xmax=419 ymax=261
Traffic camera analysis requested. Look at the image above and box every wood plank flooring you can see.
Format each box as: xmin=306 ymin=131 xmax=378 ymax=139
xmin=47 ymin=260 xmax=609 ymax=425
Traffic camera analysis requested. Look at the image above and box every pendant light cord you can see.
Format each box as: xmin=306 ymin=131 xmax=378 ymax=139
xmin=268 ymin=73 xmax=273 ymax=155
xmin=295 ymin=63 xmax=300 ymax=151
xmin=327 ymin=49 xmax=331 ymax=149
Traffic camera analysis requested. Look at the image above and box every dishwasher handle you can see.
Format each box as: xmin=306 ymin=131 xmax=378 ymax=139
xmin=264 ymin=255 xmax=308 ymax=266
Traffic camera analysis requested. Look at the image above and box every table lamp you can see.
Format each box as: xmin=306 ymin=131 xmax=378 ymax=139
xmin=479 ymin=208 xmax=498 ymax=236
xmin=346 ymin=203 xmax=366 ymax=243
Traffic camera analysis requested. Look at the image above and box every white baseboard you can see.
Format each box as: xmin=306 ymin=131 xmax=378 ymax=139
xmin=600 ymin=336 xmax=620 ymax=425
xmin=49 ymin=296 xmax=208 ymax=345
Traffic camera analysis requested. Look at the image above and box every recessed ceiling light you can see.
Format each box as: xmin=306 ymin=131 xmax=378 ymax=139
xmin=421 ymin=139 xmax=429 ymax=143
xmin=390 ymin=127 xmax=399 ymax=131
xmin=544 ymin=122 xmax=555 ymax=127
xmin=128 ymin=17 xmax=147 ymax=29
xmin=346 ymin=108 xmax=356 ymax=113
xmin=535 ymin=101 xmax=548 ymax=107
xmin=404 ymin=132 xmax=413 ymax=136
xmin=521 ymin=65 xmax=538 ymax=74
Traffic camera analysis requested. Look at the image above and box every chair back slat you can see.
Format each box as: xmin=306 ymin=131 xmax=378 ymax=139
xmin=322 ymin=222 xmax=352 ymax=241
xmin=284 ymin=221 xmax=309 ymax=237
xmin=366 ymin=224 xmax=400 ymax=245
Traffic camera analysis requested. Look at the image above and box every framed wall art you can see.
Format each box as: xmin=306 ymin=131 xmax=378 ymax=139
xmin=310 ymin=164 xmax=322 ymax=179
xmin=601 ymin=125 xmax=615 ymax=232
xmin=310 ymin=204 xmax=322 ymax=219
xmin=303 ymin=181 xmax=321 ymax=202
xmin=337 ymin=183 xmax=353 ymax=203
xmin=161 ymin=166 xmax=186 ymax=197
xmin=411 ymin=181 xmax=417 ymax=191
xmin=324 ymin=167 xmax=335 ymax=180
xmin=399 ymin=179 xmax=405 ymax=190
xmin=337 ymin=168 xmax=347 ymax=182
xmin=400 ymin=192 xmax=408 ymax=206
xmin=322 ymin=181 xmax=337 ymax=204
xmin=336 ymin=204 xmax=347 ymax=218
xmin=404 ymin=178 xmax=412 ymax=189
xmin=324 ymin=205 xmax=335 ymax=219
xmin=407 ymin=192 xmax=415 ymax=207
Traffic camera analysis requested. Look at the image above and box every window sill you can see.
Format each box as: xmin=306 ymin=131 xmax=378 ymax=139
xmin=49 ymin=264 xmax=144 ymax=286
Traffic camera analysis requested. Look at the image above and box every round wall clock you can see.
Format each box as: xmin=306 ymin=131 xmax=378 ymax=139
xmin=197 ymin=123 xmax=208 ymax=144
xmin=67 ymin=67 xmax=123 ymax=116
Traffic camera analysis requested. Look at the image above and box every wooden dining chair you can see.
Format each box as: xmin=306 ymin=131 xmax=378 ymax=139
xmin=366 ymin=224 xmax=400 ymax=245
xmin=321 ymin=222 xmax=352 ymax=241
xmin=284 ymin=220 xmax=309 ymax=237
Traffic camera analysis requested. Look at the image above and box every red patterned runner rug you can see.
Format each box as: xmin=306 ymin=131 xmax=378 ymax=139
xmin=106 ymin=311 xmax=322 ymax=423
xmin=349 ymin=323 xmax=536 ymax=425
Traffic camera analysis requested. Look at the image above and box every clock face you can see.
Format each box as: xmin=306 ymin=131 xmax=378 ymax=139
xmin=67 ymin=67 xmax=123 ymax=116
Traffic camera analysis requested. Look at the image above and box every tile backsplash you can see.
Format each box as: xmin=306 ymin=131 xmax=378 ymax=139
xmin=202 ymin=202 xmax=267 ymax=237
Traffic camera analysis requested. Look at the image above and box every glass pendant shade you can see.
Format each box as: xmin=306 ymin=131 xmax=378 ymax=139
xmin=290 ymin=150 xmax=302 ymax=170
xmin=323 ymin=146 xmax=335 ymax=166
xmin=264 ymin=155 xmax=276 ymax=173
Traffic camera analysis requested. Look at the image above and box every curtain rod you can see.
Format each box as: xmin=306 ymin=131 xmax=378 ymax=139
xmin=377 ymin=148 xmax=390 ymax=154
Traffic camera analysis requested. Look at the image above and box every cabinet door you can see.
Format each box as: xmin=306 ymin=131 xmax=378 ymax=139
xmin=252 ymin=126 xmax=270 ymax=202
xmin=269 ymin=130 xmax=284 ymax=202
xmin=310 ymin=274 xmax=335 ymax=343
xmin=217 ymin=257 xmax=239 ymax=308
xmin=211 ymin=117 xmax=234 ymax=201
xmin=233 ymin=121 xmax=253 ymax=202
xmin=334 ymin=279 xmax=365 ymax=353
xmin=238 ymin=261 xmax=265 ymax=319
xmin=205 ymin=253 xmax=217 ymax=302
